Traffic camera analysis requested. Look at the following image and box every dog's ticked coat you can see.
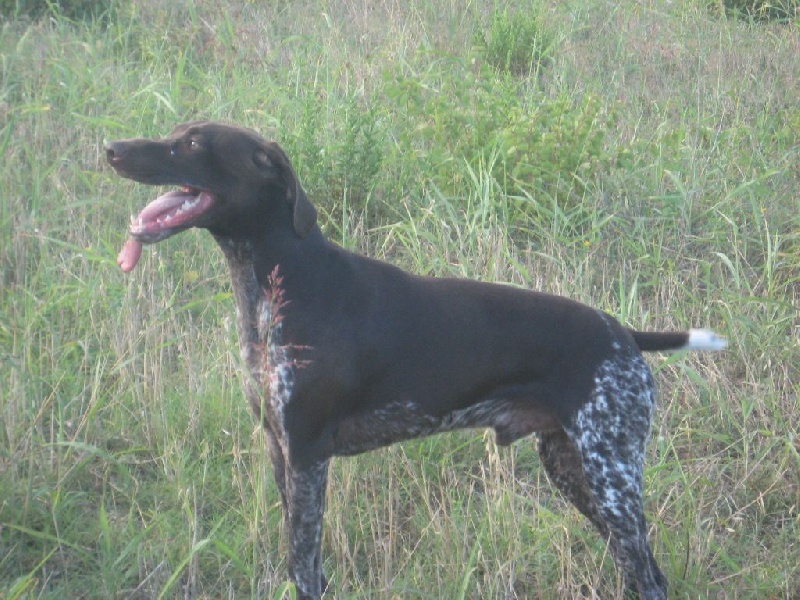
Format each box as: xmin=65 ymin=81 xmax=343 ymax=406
xmin=106 ymin=121 xmax=726 ymax=600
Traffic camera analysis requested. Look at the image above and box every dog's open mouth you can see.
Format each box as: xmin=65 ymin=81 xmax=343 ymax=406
xmin=118 ymin=187 xmax=215 ymax=272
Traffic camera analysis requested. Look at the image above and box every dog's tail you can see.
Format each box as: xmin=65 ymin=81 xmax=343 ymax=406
xmin=629 ymin=329 xmax=728 ymax=352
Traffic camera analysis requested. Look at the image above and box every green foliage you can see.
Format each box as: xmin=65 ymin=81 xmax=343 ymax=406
xmin=289 ymin=92 xmax=385 ymax=220
xmin=496 ymin=94 xmax=619 ymax=201
xmin=713 ymin=0 xmax=798 ymax=20
xmin=384 ymin=62 xmax=618 ymax=211
xmin=474 ymin=6 xmax=554 ymax=75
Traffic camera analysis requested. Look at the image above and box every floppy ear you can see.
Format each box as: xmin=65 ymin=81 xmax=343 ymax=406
xmin=254 ymin=143 xmax=317 ymax=238
xmin=287 ymin=173 xmax=317 ymax=238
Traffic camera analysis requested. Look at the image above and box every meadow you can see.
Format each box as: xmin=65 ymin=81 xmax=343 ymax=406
xmin=1 ymin=0 xmax=798 ymax=597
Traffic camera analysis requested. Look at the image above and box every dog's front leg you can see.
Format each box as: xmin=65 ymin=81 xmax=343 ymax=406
xmin=261 ymin=423 xmax=289 ymax=512
xmin=287 ymin=460 xmax=330 ymax=600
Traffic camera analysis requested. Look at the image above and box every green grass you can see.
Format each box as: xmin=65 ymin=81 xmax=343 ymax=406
xmin=1 ymin=0 xmax=798 ymax=598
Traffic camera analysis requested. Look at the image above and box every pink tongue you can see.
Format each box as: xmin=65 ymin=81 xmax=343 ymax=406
xmin=118 ymin=237 xmax=142 ymax=272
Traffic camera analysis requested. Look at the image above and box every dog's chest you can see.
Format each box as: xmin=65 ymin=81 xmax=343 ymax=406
xmin=255 ymin=291 xmax=294 ymax=414
xmin=218 ymin=239 xmax=294 ymax=431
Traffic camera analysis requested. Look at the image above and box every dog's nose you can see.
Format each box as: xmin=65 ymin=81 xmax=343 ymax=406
xmin=105 ymin=142 xmax=123 ymax=164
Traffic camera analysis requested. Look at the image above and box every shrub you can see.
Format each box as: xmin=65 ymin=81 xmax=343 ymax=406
xmin=474 ymin=6 xmax=554 ymax=75
xmin=383 ymin=59 xmax=619 ymax=211
xmin=288 ymin=92 xmax=385 ymax=221
xmin=495 ymin=93 xmax=618 ymax=202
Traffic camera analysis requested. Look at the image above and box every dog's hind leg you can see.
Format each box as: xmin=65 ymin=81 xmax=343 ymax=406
xmin=564 ymin=355 xmax=668 ymax=600
xmin=287 ymin=460 xmax=330 ymax=600
xmin=539 ymin=429 xmax=609 ymax=537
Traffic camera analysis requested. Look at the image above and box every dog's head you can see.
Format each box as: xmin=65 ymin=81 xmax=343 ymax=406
xmin=106 ymin=121 xmax=317 ymax=271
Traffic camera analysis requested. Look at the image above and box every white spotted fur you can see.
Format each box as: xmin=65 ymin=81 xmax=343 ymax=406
xmin=686 ymin=328 xmax=728 ymax=351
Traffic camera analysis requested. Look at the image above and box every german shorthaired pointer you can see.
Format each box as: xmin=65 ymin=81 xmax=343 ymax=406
xmin=106 ymin=121 xmax=726 ymax=600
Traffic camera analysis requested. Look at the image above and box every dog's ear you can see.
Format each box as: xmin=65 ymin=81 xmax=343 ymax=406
xmin=254 ymin=143 xmax=317 ymax=238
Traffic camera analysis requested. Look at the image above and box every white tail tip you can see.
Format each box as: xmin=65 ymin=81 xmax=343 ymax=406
xmin=687 ymin=329 xmax=728 ymax=351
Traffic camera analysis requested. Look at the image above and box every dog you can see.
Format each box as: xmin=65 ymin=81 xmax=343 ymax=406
xmin=106 ymin=121 xmax=726 ymax=599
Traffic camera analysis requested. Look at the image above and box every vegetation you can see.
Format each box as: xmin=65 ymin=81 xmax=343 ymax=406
xmin=1 ymin=0 xmax=798 ymax=598
xmin=0 ymin=0 xmax=116 ymax=20
xmin=714 ymin=0 xmax=798 ymax=21
xmin=474 ymin=6 xmax=554 ymax=75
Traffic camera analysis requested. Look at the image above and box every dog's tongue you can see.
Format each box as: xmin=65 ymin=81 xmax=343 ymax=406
xmin=117 ymin=238 xmax=142 ymax=273
xmin=118 ymin=238 xmax=142 ymax=272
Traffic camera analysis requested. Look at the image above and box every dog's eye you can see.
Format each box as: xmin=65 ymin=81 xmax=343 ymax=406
xmin=187 ymin=137 xmax=201 ymax=150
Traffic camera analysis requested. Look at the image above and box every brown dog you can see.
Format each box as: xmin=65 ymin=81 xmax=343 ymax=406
xmin=107 ymin=121 xmax=726 ymax=599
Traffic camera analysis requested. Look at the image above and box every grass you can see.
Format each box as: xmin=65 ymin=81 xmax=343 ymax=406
xmin=1 ymin=0 xmax=798 ymax=598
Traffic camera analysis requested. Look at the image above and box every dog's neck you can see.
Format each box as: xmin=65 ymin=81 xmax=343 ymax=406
xmin=212 ymin=224 xmax=331 ymax=325
xmin=215 ymin=218 xmax=326 ymax=269
xmin=214 ymin=236 xmax=261 ymax=361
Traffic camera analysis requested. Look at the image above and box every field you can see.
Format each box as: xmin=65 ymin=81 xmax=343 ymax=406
xmin=1 ymin=0 xmax=798 ymax=598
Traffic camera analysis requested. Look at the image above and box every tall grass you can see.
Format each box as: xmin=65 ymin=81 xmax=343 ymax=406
xmin=1 ymin=0 xmax=798 ymax=598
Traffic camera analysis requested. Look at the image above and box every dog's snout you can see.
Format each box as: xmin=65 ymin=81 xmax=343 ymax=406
xmin=105 ymin=142 xmax=122 ymax=164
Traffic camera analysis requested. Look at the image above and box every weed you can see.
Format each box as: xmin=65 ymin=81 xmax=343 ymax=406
xmin=288 ymin=91 xmax=385 ymax=221
xmin=711 ymin=0 xmax=799 ymax=21
xmin=474 ymin=5 xmax=554 ymax=75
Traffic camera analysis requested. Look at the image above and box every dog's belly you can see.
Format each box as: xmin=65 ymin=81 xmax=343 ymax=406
xmin=330 ymin=393 xmax=561 ymax=456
